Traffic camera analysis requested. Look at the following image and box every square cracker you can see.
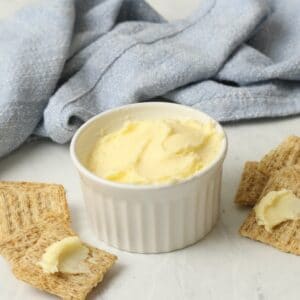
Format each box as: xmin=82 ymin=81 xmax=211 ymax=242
xmin=234 ymin=161 xmax=268 ymax=206
xmin=0 ymin=214 xmax=68 ymax=265
xmin=0 ymin=181 xmax=70 ymax=242
xmin=12 ymin=219 xmax=117 ymax=300
xmin=235 ymin=136 xmax=300 ymax=206
xmin=258 ymin=135 xmax=300 ymax=175
xmin=259 ymin=165 xmax=300 ymax=200
xmin=239 ymin=166 xmax=300 ymax=255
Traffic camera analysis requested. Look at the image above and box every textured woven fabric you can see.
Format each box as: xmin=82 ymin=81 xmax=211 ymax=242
xmin=0 ymin=0 xmax=299 ymax=157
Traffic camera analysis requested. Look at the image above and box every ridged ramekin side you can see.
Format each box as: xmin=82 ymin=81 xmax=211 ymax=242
xmin=79 ymin=164 xmax=222 ymax=253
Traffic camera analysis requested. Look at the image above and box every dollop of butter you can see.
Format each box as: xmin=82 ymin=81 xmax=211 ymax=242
xmin=38 ymin=236 xmax=89 ymax=274
xmin=254 ymin=189 xmax=300 ymax=232
xmin=87 ymin=119 xmax=223 ymax=184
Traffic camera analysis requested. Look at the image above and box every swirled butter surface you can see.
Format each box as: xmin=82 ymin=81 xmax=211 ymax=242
xmin=87 ymin=119 xmax=223 ymax=184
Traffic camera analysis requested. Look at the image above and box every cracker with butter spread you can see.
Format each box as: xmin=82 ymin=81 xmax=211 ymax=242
xmin=0 ymin=182 xmax=117 ymax=300
xmin=239 ymin=166 xmax=300 ymax=255
xmin=0 ymin=181 xmax=70 ymax=242
xmin=235 ymin=136 xmax=300 ymax=206
xmin=12 ymin=219 xmax=117 ymax=300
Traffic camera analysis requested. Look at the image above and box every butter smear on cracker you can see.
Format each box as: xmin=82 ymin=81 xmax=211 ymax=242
xmin=254 ymin=189 xmax=300 ymax=232
xmin=38 ymin=236 xmax=89 ymax=274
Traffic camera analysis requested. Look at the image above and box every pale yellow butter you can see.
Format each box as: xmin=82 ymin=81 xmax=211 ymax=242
xmin=38 ymin=236 xmax=89 ymax=274
xmin=88 ymin=119 xmax=223 ymax=184
xmin=254 ymin=189 xmax=300 ymax=232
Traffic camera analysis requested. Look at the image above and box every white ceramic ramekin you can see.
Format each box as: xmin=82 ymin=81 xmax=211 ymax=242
xmin=70 ymin=102 xmax=227 ymax=253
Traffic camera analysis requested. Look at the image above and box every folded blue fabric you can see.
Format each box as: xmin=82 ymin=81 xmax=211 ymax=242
xmin=0 ymin=0 xmax=299 ymax=158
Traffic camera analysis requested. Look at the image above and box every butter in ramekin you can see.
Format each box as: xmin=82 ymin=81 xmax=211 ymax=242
xmin=87 ymin=119 xmax=223 ymax=184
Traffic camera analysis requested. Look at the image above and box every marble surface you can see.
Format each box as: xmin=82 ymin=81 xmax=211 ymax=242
xmin=1 ymin=1 xmax=300 ymax=300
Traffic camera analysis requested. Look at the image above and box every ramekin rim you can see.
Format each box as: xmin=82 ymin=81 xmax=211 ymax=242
xmin=70 ymin=102 xmax=227 ymax=190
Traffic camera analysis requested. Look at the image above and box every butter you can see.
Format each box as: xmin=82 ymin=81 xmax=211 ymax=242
xmin=38 ymin=237 xmax=89 ymax=274
xmin=254 ymin=189 xmax=300 ymax=232
xmin=88 ymin=119 xmax=223 ymax=184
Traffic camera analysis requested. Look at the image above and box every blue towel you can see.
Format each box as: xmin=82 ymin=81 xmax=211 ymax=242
xmin=0 ymin=0 xmax=299 ymax=158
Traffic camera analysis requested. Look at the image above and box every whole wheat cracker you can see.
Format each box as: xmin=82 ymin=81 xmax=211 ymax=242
xmin=234 ymin=161 xmax=268 ymax=206
xmin=240 ymin=211 xmax=300 ymax=255
xmin=0 ymin=224 xmax=40 ymax=265
xmin=12 ymin=219 xmax=117 ymax=300
xmin=259 ymin=165 xmax=300 ymax=200
xmin=258 ymin=135 xmax=300 ymax=175
xmin=239 ymin=166 xmax=300 ymax=255
xmin=0 ymin=214 xmax=68 ymax=265
xmin=0 ymin=181 xmax=70 ymax=242
xmin=235 ymin=136 xmax=300 ymax=206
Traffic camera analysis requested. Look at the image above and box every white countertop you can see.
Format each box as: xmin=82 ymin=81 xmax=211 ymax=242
xmin=1 ymin=1 xmax=300 ymax=300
